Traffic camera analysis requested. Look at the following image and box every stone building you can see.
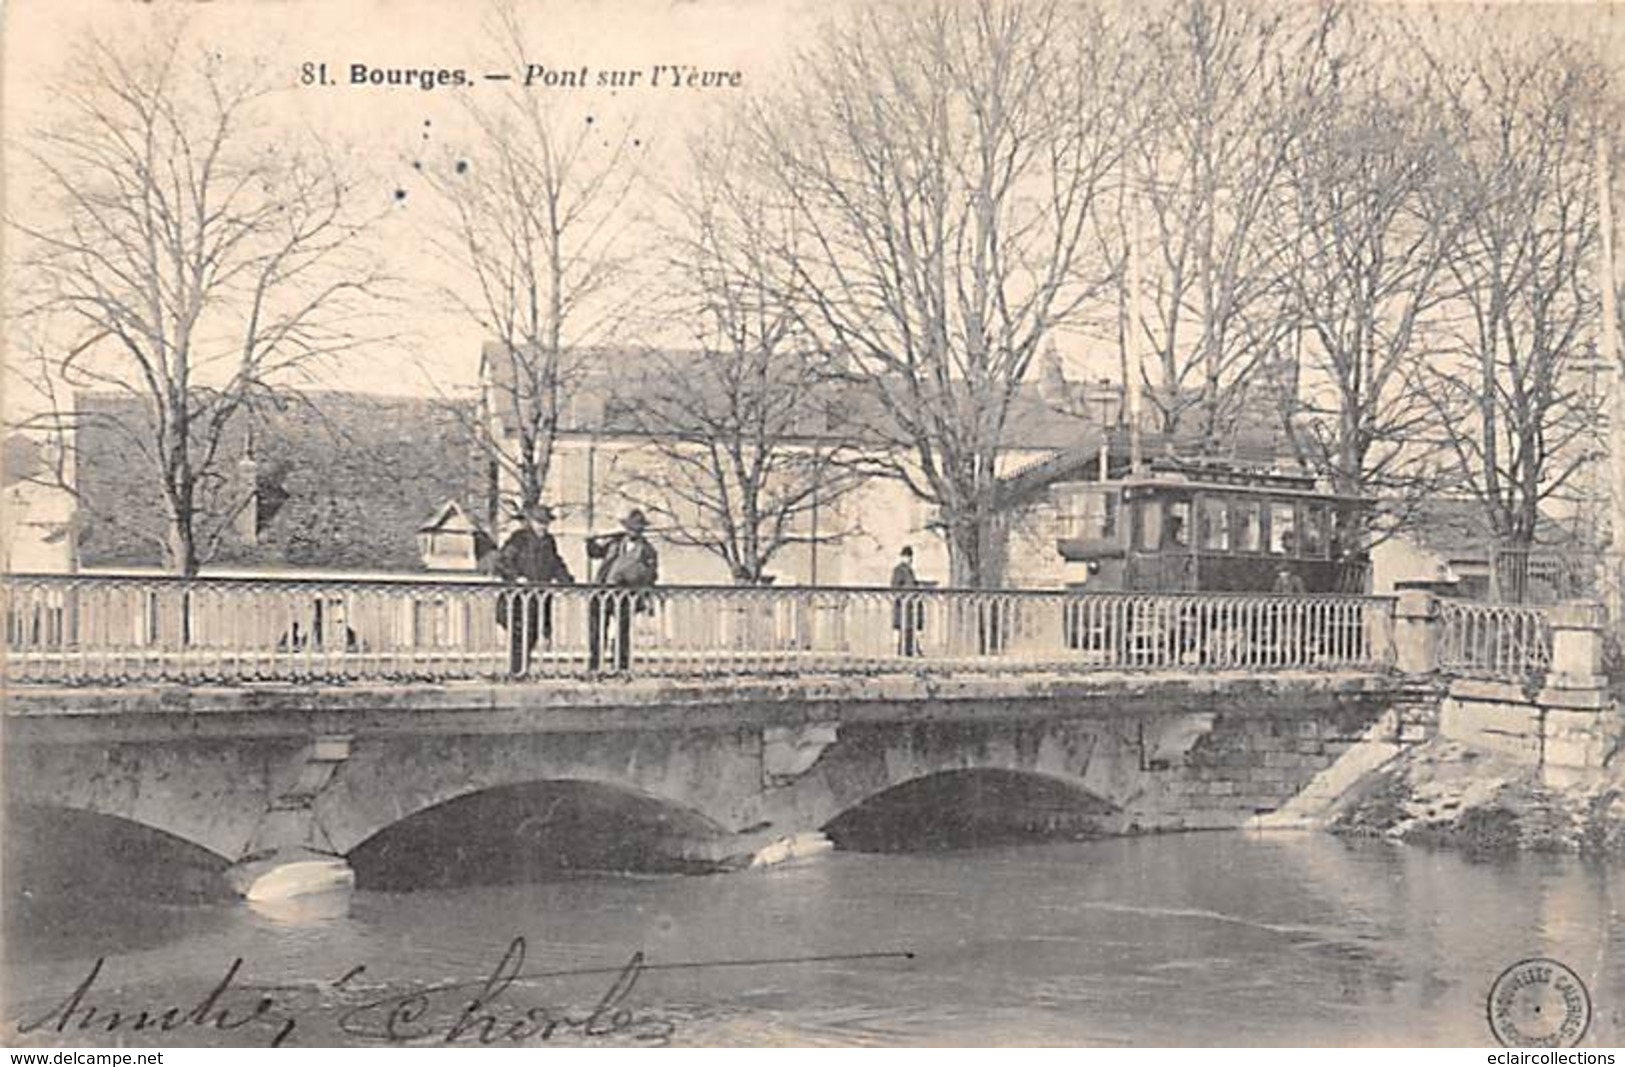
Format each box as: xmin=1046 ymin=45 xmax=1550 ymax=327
xmin=67 ymin=392 xmax=489 ymax=575
xmin=478 ymin=343 xmax=1104 ymax=588
xmin=2 ymin=433 xmax=77 ymax=574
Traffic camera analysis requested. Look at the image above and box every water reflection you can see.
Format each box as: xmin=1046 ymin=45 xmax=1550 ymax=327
xmin=5 ymin=833 xmax=1619 ymax=1046
xmin=246 ymin=888 xmax=355 ymax=926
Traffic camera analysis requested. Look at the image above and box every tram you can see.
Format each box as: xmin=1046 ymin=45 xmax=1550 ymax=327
xmin=1035 ymin=459 xmax=1371 ymax=665
xmin=1052 ymin=458 xmax=1370 ymax=595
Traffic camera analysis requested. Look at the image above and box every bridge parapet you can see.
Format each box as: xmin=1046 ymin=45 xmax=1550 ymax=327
xmin=5 ymin=572 xmax=1397 ymax=686
xmin=1427 ymin=596 xmax=1617 ymax=787
xmin=1435 ymin=596 xmax=1554 ymax=680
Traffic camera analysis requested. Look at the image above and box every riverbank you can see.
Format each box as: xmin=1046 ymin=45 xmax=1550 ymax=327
xmin=1331 ymin=737 xmax=1625 ymax=856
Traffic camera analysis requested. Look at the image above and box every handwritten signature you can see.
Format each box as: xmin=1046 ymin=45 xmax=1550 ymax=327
xmin=338 ymin=938 xmax=674 ymax=1045
xmin=15 ymin=956 xmax=302 ymax=1048
xmin=13 ymin=939 xmax=913 ymax=1047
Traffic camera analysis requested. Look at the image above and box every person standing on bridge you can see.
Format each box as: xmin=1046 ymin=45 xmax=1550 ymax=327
xmin=587 ymin=508 xmax=660 ymax=673
xmin=891 ymin=546 xmax=925 ymax=657
xmin=1272 ymin=564 xmax=1307 ymax=595
xmin=1270 ymin=563 xmax=1308 ymax=663
xmin=495 ymin=502 xmax=575 ymax=675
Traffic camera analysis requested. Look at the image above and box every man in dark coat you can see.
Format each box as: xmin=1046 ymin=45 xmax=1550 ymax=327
xmin=1272 ymin=564 xmax=1307 ymax=595
xmin=495 ymin=502 xmax=574 ymax=675
xmin=890 ymin=545 xmax=924 ymax=657
xmin=586 ymin=508 xmax=660 ymax=672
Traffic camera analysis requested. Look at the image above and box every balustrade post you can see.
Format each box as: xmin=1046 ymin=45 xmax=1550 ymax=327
xmin=1392 ymin=587 xmax=1439 ymax=675
xmin=1537 ymin=601 xmax=1618 ymax=788
xmin=1544 ymin=600 xmax=1606 ymax=690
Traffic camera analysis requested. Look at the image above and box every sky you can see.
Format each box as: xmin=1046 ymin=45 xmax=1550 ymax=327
xmin=2 ymin=0 xmax=1622 ymax=419
xmin=0 ymin=0 xmax=825 ymax=415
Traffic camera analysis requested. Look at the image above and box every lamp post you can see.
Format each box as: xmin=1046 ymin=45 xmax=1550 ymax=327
xmin=1597 ymin=135 xmax=1624 ymax=622
xmin=1126 ymin=192 xmax=1146 ymax=475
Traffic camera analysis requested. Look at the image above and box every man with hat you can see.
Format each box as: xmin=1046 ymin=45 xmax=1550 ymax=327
xmin=586 ymin=508 xmax=660 ymax=672
xmin=494 ymin=501 xmax=575 ymax=675
xmin=891 ymin=545 xmax=924 ymax=657
xmin=1271 ymin=563 xmax=1307 ymax=595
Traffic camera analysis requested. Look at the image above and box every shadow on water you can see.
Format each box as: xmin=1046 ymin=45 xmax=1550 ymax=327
xmin=4 ymin=806 xmax=236 ymax=962
xmin=824 ymin=770 xmax=1118 ymax=853
xmin=347 ymin=780 xmax=724 ymax=891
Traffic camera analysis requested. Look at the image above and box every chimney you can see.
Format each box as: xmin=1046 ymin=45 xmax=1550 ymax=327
xmin=235 ymin=453 xmax=259 ymax=546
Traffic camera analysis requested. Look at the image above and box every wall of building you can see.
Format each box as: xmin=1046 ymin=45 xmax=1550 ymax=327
xmin=515 ymin=436 xmax=1093 ymax=590
xmin=1370 ymin=537 xmax=1450 ymax=594
xmin=521 ymin=434 xmax=954 ymax=588
xmin=2 ymin=481 xmax=76 ymax=573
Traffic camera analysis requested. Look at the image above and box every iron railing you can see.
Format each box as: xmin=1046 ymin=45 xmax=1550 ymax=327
xmin=1488 ymin=547 xmax=1604 ymax=605
xmin=1436 ymin=598 xmax=1553 ymax=679
xmin=1 ymin=573 xmax=1399 ymax=685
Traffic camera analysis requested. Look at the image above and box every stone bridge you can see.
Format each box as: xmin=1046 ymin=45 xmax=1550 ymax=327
xmin=6 ymin=671 xmax=1425 ymax=898
xmin=4 ymin=578 xmax=1615 ymax=901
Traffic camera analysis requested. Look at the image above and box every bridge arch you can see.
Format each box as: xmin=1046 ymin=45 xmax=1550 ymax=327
xmin=822 ymin=768 xmax=1121 ymax=851
xmin=315 ymin=729 xmax=764 ymax=862
xmin=3 ymin=738 xmax=305 ymax=861
xmin=757 ymin=717 xmax=1148 ymax=841
xmin=5 ymin=803 xmax=235 ymax=899
xmin=344 ymin=778 xmax=728 ymax=888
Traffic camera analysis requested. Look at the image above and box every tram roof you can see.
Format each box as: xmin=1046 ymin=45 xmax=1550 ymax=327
xmin=1093 ymin=458 xmax=1364 ymax=502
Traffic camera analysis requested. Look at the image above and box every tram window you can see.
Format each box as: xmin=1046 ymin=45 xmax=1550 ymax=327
xmin=1269 ymin=503 xmax=1298 ymax=555
xmin=1166 ymin=500 xmax=1191 ymax=548
xmin=1302 ymin=505 xmax=1327 ymax=558
xmin=1234 ymin=500 xmax=1262 ymax=552
xmin=1064 ymin=487 xmax=1118 ymax=540
xmin=1199 ymin=497 xmax=1230 ymax=551
xmin=1134 ymin=498 xmax=1163 ymax=551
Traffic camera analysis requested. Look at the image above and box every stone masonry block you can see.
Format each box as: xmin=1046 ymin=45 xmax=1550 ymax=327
xmin=1544 ymin=738 xmax=1610 ymax=769
xmin=1440 ymin=699 xmax=1541 ymax=760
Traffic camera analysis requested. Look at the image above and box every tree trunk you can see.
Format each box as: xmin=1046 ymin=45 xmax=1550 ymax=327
xmin=166 ymin=514 xmax=199 ymax=577
xmin=946 ymin=511 xmax=1002 ymax=589
xmin=518 ymin=464 xmax=544 ymax=513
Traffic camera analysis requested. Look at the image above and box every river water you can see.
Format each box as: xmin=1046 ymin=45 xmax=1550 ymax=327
xmin=6 ymin=833 xmax=1622 ymax=1047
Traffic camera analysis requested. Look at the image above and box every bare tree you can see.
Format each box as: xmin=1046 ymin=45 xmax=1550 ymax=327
xmin=1419 ymin=37 xmax=1611 ymax=572
xmin=1125 ymin=0 xmax=1342 ymax=448
xmin=752 ymin=0 xmax=1133 ymax=587
xmin=1268 ymin=21 xmax=1462 ymax=546
xmin=619 ymin=137 xmax=862 ymax=584
xmin=421 ymin=3 xmax=640 ymax=527
xmin=11 ymin=32 xmax=384 ymax=574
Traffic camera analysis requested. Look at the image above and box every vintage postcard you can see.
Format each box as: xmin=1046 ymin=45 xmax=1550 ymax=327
xmin=2 ymin=0 xmax=1622 ymax=1049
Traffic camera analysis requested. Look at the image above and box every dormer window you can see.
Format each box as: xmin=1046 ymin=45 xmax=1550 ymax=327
xmin=416 ymin=500 xmax=492 ymax=572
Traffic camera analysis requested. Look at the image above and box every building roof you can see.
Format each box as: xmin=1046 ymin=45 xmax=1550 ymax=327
xmin=418 ymin=498 xmax=482 ymax=534
xmin=419 ymin=499 xmax=460 ymax=533
xmin=1391 ymin=497 xmax=1583 ymax=560
xmin=74 ymin=392 xmax=487 ymax=571
xmin=480 ymin=341 xmax=1100 ymax=450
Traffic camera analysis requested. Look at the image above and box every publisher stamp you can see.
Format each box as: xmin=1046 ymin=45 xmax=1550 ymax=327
xmin=1488 ymin=958 xmax=1592 ymax=1048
